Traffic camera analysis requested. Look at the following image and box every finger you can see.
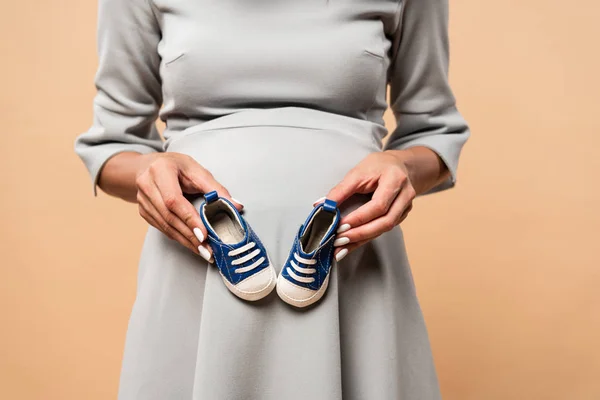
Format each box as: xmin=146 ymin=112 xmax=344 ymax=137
xmin=334 ymin=247 xmax=349 ymax=262
xmin=334 ymin=239 xmax=369 ymax=261
xmin=312 ymin=196 xmax=327 ymax=206
xmin=138 ymin=200 xmax=171 ymax=238
xmin=333 ymin=237 xmax=370 ymax=262
xmin=180 ymin=161 xmax=244 ymax=211
xmin=325 ymin=171 xmax=362 ymax=205
xmin=139 ymin=160 xmax=207 ymax=244
xmin=138 ymin=163 xmax=214 ymax=262
xmin=137 ymin=190 xmax=173 ymax=238
xmin=229 ymin=197 xmax=245 ymax=210
xmin=334 ymin=184 xmax=415 ymax=245
xmin=138 ymin=192 xmax=200 ymax=255
xmin=152 ymin=162 xmax=206 ymax=241
xmin=140 ymin=176 xmax=206 ymax=252
xmin=141 ymin=193 xmax=213 ymax=262
xmin=398 ymin=203 xmax=413 ymax=224
xmin=149 ymin=165 xmax=209 ymax=247
xmin=339 ymin=171 xmax=405 ymax=229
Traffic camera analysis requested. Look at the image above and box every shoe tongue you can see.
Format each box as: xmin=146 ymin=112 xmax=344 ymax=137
xmin=299 ymin=199 xmax=338 ymax=236
xmin=299 ymin=200 xmax=338 ymax=254
xmin=298 ymin=231 xmax=330 ymax=256
xmin=223 ymin=222 xmax=249 ymax=247
xmin=298 ymin=239 xmax=314 ymax=257
xmin=203 ymin=197 xmax=247 ymax=245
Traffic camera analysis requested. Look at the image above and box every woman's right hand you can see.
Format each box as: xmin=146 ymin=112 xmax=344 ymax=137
xmin=134 ymin=152 xmax=243 ymax=261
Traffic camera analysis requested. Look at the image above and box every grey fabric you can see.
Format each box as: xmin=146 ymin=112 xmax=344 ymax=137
xmin=74 ymin=0 xmax=470 ymax=398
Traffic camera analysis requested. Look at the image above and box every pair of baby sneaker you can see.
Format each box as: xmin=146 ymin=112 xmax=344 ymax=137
xmin=198 ymin=191 xmax=341 ymax=308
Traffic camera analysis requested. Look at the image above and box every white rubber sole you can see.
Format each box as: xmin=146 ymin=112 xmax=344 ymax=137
xmin=220 ymin=263 xmax=277 ymax=302
xmin=276 ymin=271 xmax=331 ymax=308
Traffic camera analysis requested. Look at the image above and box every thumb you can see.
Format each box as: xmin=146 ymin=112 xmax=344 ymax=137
xmin=181 ymin=161 xmax=244 ymax=211
xmin=325 ymin=174 xmax=359 ymax=206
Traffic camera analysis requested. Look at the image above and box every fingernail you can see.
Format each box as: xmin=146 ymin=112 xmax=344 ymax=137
xmin=337 ymin=224 xmax=351 ymax=233
xmin=193 ymin=227 xmax=205 ymax=243
xmin=231 ymin=197 xmax=244 ymax=207
xmin=334 ymin=237 xmax=350 ymax=247
xmin=313 ymin=196 xmax=326 ymax=206
xmin=335 ymin=248 xmax=348 ymax=262
xmin=198 ymin=245 xmax=212 ymax=262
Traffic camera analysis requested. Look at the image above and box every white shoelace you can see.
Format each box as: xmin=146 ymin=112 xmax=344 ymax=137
xmin=228 ymin=242 xmax=265 ymax=274
xmin=287 ymin=252 xmax=317 ymax=283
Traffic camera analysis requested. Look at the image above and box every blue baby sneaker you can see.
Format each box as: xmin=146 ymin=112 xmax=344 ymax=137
xmin=199 ymin=191 xmax=276 ymax=301
xmin=277 ymin=199 xmax=341 ymax=308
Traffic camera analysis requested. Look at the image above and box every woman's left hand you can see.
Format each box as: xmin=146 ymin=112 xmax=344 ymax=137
xmin=321 ymin=150 xmax=417 ymax=261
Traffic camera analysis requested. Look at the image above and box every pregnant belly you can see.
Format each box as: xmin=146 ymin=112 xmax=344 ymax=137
xmin=164 ymin=107 xmax=384 ymax=210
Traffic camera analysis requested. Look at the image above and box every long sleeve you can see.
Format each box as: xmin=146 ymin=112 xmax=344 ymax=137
xmin=74 ymin=0 xmax=164 ymax=196
xmin=384 ymin=0 xmax=470 ymax=194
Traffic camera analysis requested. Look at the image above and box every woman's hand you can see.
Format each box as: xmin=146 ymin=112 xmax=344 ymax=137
xmin=321 ymin=147 xmax=449 ymax=261
xmin=133 ymin=152 xmax=243 ymax=261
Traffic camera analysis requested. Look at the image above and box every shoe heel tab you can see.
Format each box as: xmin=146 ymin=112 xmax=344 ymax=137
xmin=204 ymin=190 xmax=219 ymax=203
xmin=322 ymin=199 xmax=337 ymax=213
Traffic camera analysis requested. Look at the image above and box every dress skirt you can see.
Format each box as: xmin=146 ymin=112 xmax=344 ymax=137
xmin=117 ymin=107 xmax=441 ymax=400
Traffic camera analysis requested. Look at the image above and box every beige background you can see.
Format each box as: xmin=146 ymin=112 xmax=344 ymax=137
xmin=1 ymin=1 xmax=599 ymax=399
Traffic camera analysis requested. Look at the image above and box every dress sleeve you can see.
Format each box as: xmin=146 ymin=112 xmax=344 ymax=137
xmin=384 ymin=0 xmax=470 ymax=194
xmin=74 ymin=0 xmax=164 ymax=196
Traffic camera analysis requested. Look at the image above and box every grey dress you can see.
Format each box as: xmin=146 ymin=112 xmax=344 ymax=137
xmin=74 ymin=0 xmax=470 ymax=399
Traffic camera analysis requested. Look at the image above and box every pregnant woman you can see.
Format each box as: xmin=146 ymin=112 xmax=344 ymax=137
xmin=74 ymin=0 xmax=469 ymax=398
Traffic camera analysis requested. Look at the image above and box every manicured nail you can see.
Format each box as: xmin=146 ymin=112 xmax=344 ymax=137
xmin=198 ymin=245 xmax=212 ymax=262
xmin=335 ymin=248 xmax=348 ymax=262
xmin=193 ymin=227 xmax=205 ymax=243
xmin=313 ymin=196 xmax=326 ymax=206
xmin=337 ymin=224 xmax=351 ymax=233
xmin=231 ymin=198 xmax=244 ymax=207
xmin=334 ymin=237 xmax=350 ymax=247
